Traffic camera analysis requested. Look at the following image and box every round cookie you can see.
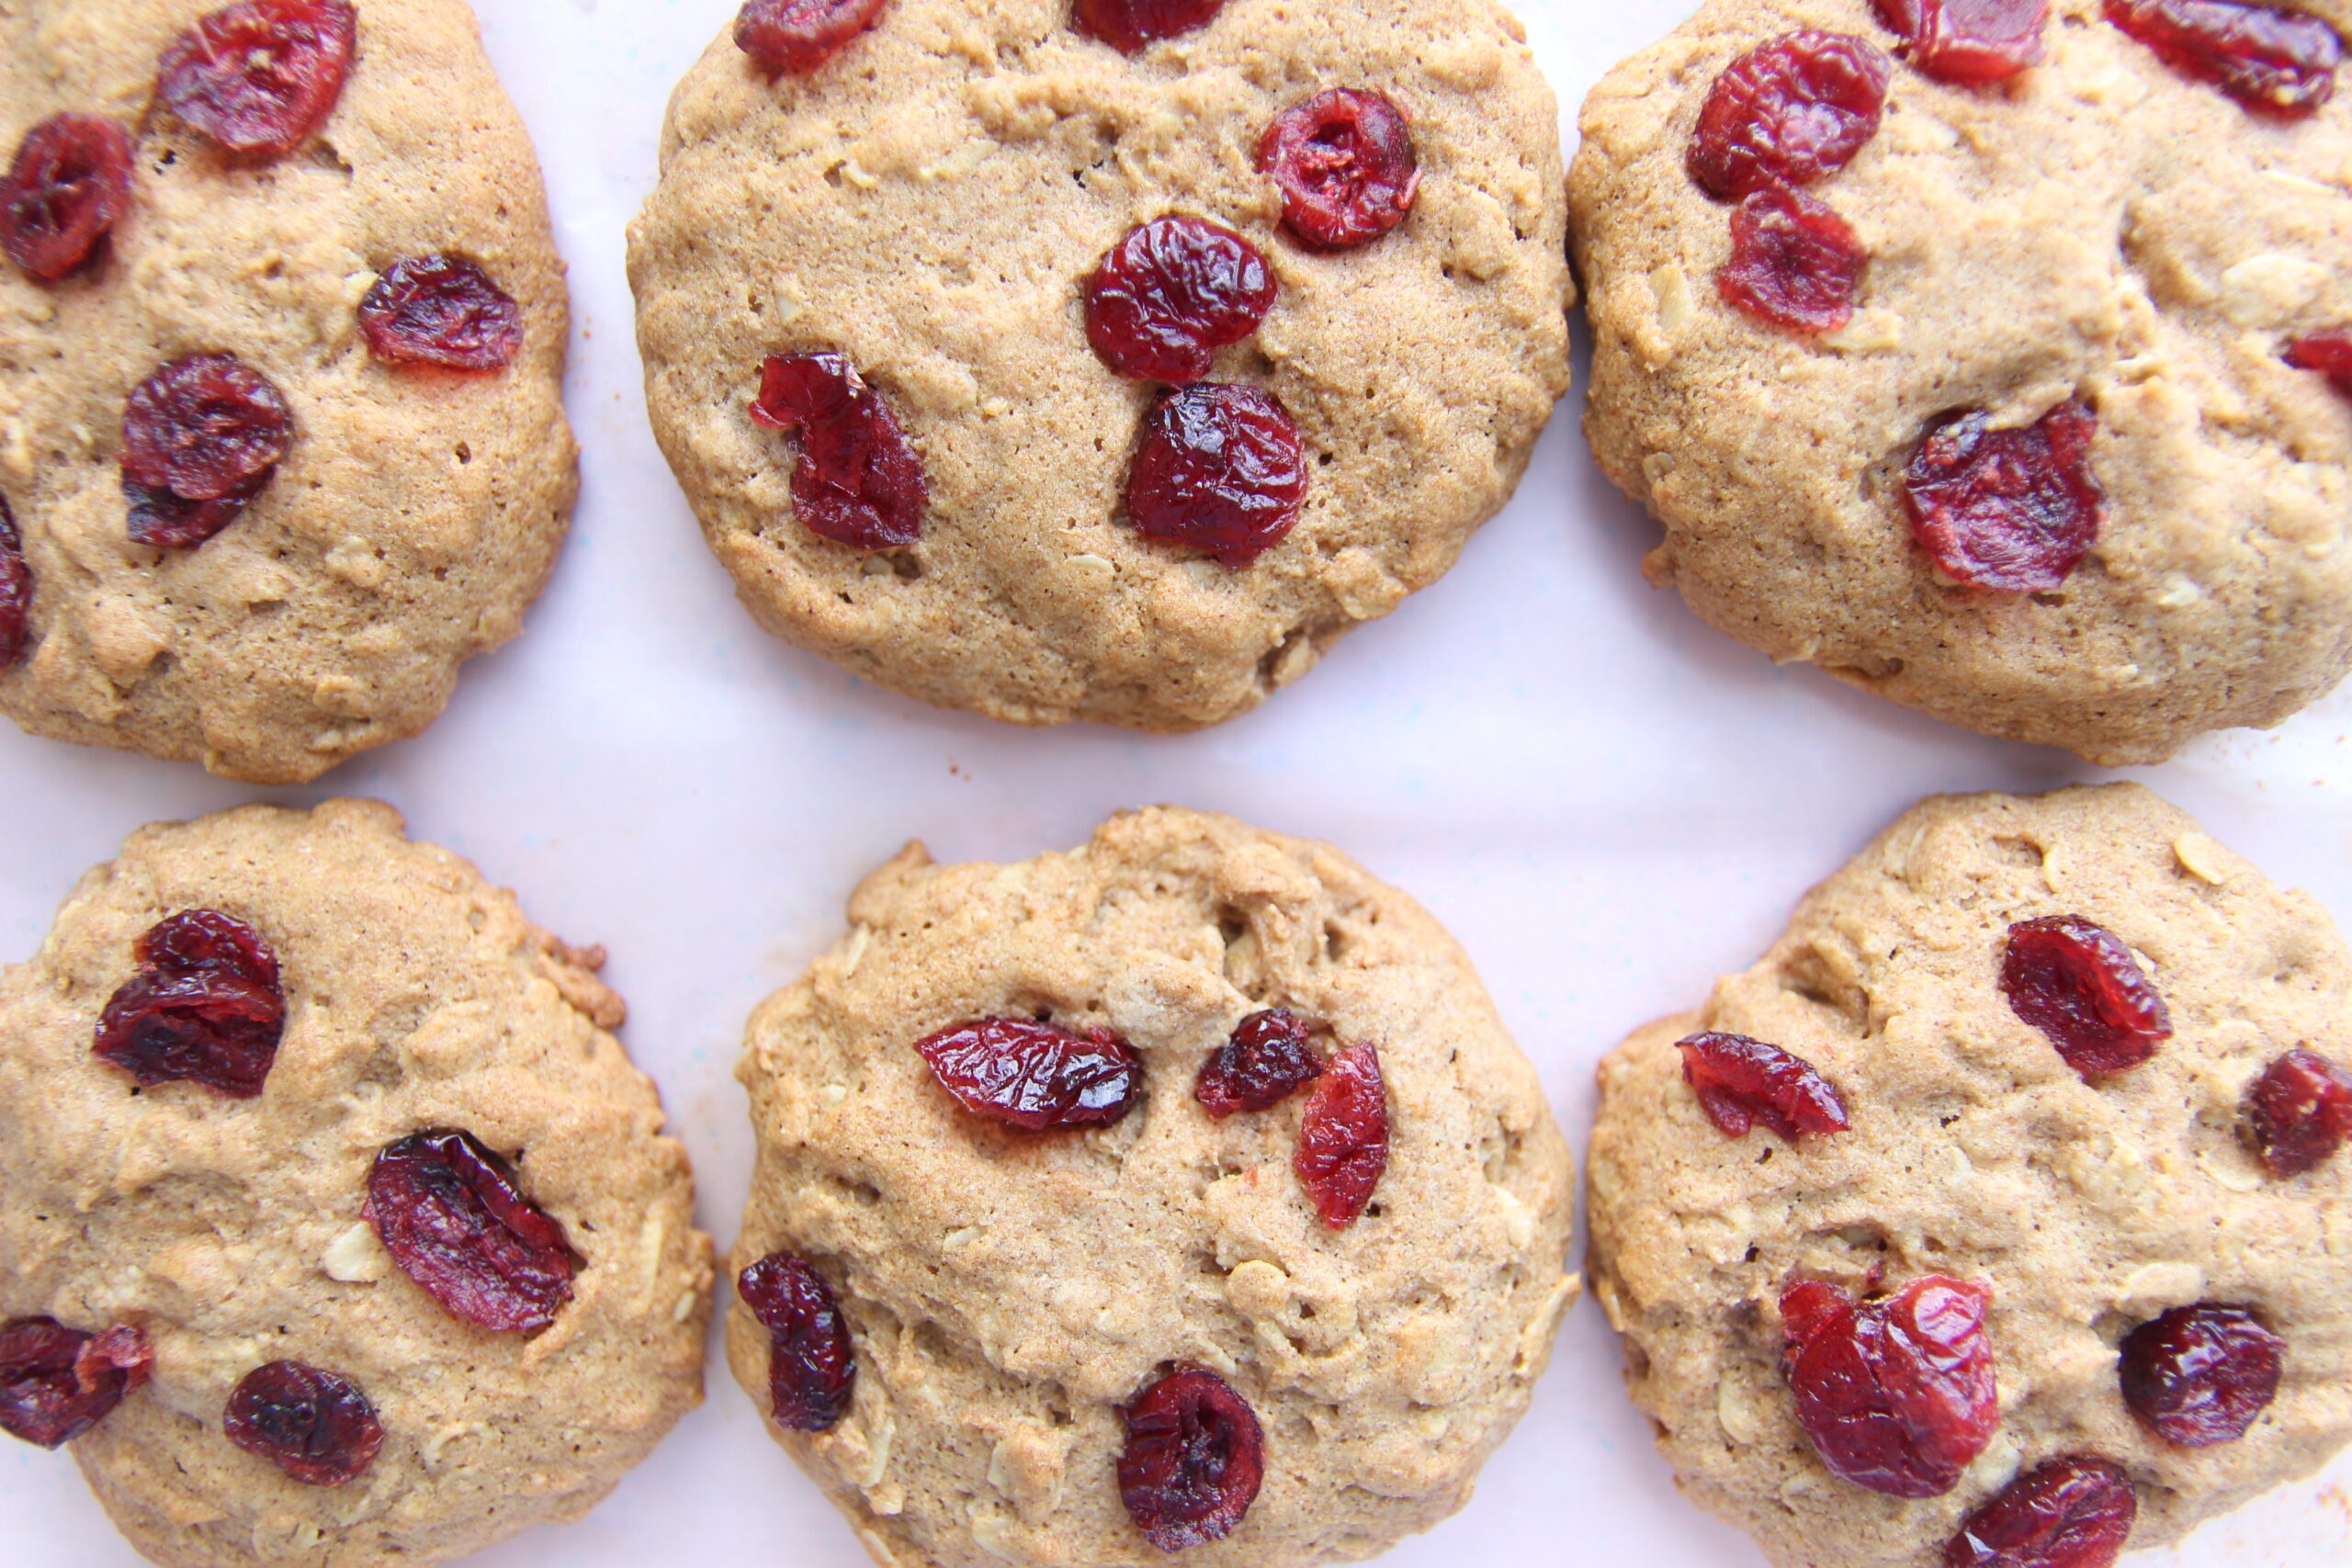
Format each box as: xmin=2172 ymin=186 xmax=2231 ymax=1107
xmin=629 ymin=0 xmax=1569 ymax=731
xmin=0 ymin=799 xmax=712 ymax=1567
xmin=0 ymin=0 xmax=576 ymax=783
xmin=1569 ymin=0 xmax=2352 ymax=764
xmin=1586 ymin=784 xmax=2352 ymax=1567
xmin=727 ymin=807 xmax=1577 ymax=1567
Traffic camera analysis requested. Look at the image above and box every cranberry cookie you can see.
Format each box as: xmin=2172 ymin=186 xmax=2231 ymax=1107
xmin=727 ymin=807 xmax=1577 ymax=1566
xmin=1588 ymin=784 xmax=2352 ymax=1567
xmin=0 ymin=0 xmax=576 ymax=782
xmin=629 ymin=0 xmax=1569 ymax=730
xmin=1571 ymin=0 xmax=2352 ymax=764
xmin=0 ymin=800 xmax=711 ymax=1567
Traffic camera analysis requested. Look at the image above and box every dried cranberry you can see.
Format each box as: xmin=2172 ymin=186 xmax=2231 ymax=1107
xmin=1126 ymin=383 xmax=1308 ymax=568
xmin=1677 ymin=1031 xmax=1850 ymax=1141
xmin=2119 ymin=1304 xmax=2282 ymax=1447
xmin=2245 ymin=1047 xmax=2352 ymax=1177
xmin=2286 ymin=330 xmax=2352 ymax=397
xmin=1781 ymin=1275 xmax=1999 ymax=1498
xmin=1295 ymin=1042 xmax=1386 ymax=1229
xmin=0 ymin=1319 xmax=152 ymax=1449
xmin=1876 ymin=0 xmax=2051 ymax=83
xmin=1257 ymin=89 xmax=1419 ymax=250
xmin=734 ymin=0 xmax=891 ymax=74
xmin=223 ymin=1360 xmax=381 ymax=1484
xmin=751 ymin=352 xmax=926 ymax=550
xmin=124 ymin=471 xmax=271 ymax=549
xmin=0 ymin=494 xmax=30 ymax=667
xmin=1687 ymin=31 xmax=1893 ymax=201
xmin=93 ymin=909 xmax=285 ymax=1098
xmin=1196 ymin=1009 xmax=1324 ymax=1117
xmin=121 ymin=354 xmax=292 ymax=505
xmin=2103 ymin=0 xmax=2340 ymax=117
xmin=2 ymin=115 xmax=134 ymax=284
xmin=914 ymin=1016 xmax=1141 ymax=1130
xmin=364 ymin=1130 xmax=576 ymax=1333
xmin=1999 ymin=915 xmax=2171 ymax=1077
xmin=1085 ymin=216 xmax=1276 ymax=384
xmin=1900 ymin=401 xmax=2105 ymax=592
xmin=158 ymin=0 xmax=356 ymax=158
xmin=1718 ymin=186 xmax=1866 ymax=334
xmin=1944 ymin=1457 xmax=2137 ymax=1568
xmin=739 ymin=1251 xmax=855 ymax=1431
xmin=1074 ymin=0 xmax=1226 ymax=51
xmin=1118 ymin=1364 xmax=1264 ymax=1550
xmin=357 ymin=255 xmax=523 ymax=371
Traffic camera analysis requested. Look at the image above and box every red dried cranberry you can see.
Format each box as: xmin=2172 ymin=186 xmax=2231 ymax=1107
xmin=2286 ymin=330 xmax=2352 ymax=397
xmin=2 ymin=115 xmax=135 ymax=283
xmin=1900 ymin=401 xmax=2105 ymax=592
xmin=357 ymin=255 xmax=523 ymax=371
xmin=1295 ymin=1042 xmax=1386 ymax=1229
xmin=158 ymin=0 xmax=356 ymax=158
xmin=1085 ymin=216 xmax=1276 ymax=384
xmin=0 ymin=1319 xmax=152 ymax=1449
xmin=1118 ymin=1364 xmax=1264 ymax=1550
xmin=121 ymin=354 xmax=292 ymax=504
xmin=2245 ymin=1047 xmax=2352 ymax=1178
xmin=914 ymin=1016 xmax=1141 ymax=1130
xmin=2000 ymin=915 xmax=2171 ymax=1077
xmin=1126 ymin=383 xmax=1308 ymax=568
xmin=739 ymin=1251 xmax=855 ymax=1431
xmin=1258 ymin=89 xmax=1419 ymax=250
xmin=0 ymin=494 xmax=30 ymax=667
xmin=364 ymin=1129 xmax=576 ymax=1333
xmin=2119 ymin=1303 xmax=2282 ymax=1447
xmin=734 ymin=0 xmax=891 ymax=75
xmin=1677 ymin=1031 xmax=1850 ymax=1141
xmin=1876 ymin=0 xmax=2050 ymax=83
xmin=1718 ymin=186 xmax=1866 ymax=334
xmin=2103 ymin=0 xmax=2340 ymax=117
xmin=223 ymin=1360 xmax=381 ymax=1484
xmin=1687 ymin=31 xmax=1894 ymax=201
xmin=751 ymin=352 xmax=927 ymax=551
xmin=1944 ymin=1457 xmax=2137 ymax=1568
xmin=1196 ymin=1009 xmax=1324 ymax=1117
xmin=1074 ymin=0 xmax=1226 ymax=51
xmin=1781 ymin=1275 xmax=1999 ymax=1498
xmin=93 ymin=909 xmax=285 ymax=1098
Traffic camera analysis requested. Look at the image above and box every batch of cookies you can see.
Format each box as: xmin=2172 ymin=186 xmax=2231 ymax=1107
xmin=0 ymin=0 xmax=2346 ymax=1565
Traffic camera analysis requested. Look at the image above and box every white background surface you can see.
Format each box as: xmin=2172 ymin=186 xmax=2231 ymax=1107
xmin=4 ymin=0 xmax=2350 ymax=1562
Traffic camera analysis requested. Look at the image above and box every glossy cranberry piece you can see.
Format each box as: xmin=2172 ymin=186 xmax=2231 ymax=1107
xmin=2120 ymin=1303 xmax=2282 ymax=1447
xmin=93 ymin=909 xmax=285 ymax=1098
xmin=1075 ymin=0 xmax=1226 ymax=51
xmin=2286 ymin=330 xmax=2352 ymax=397
xmin=1258 ymin=89 xmax=1419 ymax=250
xmin=2000 ymin=915 xmax=2171 ymax=1077
xmin=2245 ymin=1047 xmax=2352 ymax=1177
xmin=1295 ymin=1042 xmax=1386 ymax=1229
xmin=121 ymin=354 xmax=293 ymax=506
xmin=1196 ymin=1009 xmax=1324 ymax=1117
xmin=1127 ymin=383 xmax=1308 ymax=568
xmin=1688 ymin=32 xmax=1893 ymax=201
xmin=0 ymin=1320 xmax=152 ymax=1449
xmin=224 ymin=1360 xmax=382 ymax=1484
xmin=915 ymin=1016 xmax=1141 ymax=1130
xmin=0 ymin=494 xmax=30 ymax=667
xmin=1900 ymin=401 xmax=2105 ymax=592
xmin=365 ymin=1130 xmax=576 ymax=1333
xmin=735 ymin=0 xmax=891 ymax=74
xmin=1718 ymin=186 xmax=1866 ymax=334
xmin=2104 ymin=0 xmax=2340 ymax=117
xmin=1677 ymin=1031 xmax=1850 ymax=1141
xmin=159 ymin=0 xmax=356 ymax=158
xmin=1085 ymin=216 xmax=1276 ymax=384
xmin=751 ymin=352 xmax=926 ymax=551
xmin=2 ymin=115 xmax=135 ymax=283
xmin=1118 ymin=1364 xmax=1265 ymax=1550
xmin=1944 ymin=1457 xmax=2137 ymax=1568
xmin=739 ymin=1251 xmax=855 ymax=1431
xmin=358 ymin=255 xmax=523 ymax=371
xmin=1876 ymin=0 xmax=2050 ymax=83
xmin=1781 ymin=1276 xmax=1999 ymax=1498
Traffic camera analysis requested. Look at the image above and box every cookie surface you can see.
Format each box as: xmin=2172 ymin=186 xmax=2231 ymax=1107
xmin=1570 ymin=0 xmax=2352 ymax=764
xmin=1587 ymin=784 xmax=2352 ymax=1567
xmin=0 ymin=799 xmax=711 ymax=1567
xmin=630 ymin=0 xmax=1569 ymax=731
xmin=728 ymin=807 xmax=1577 ymax=1567
xmin=0 ymin=0 xmax=576 ymax=783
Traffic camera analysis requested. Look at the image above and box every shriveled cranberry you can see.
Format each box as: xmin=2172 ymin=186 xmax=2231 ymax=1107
xmin=124 ymin=471 xmax=271 ymax=549
xmin=1900 ymin=401 xmax=2105 ymax=592
xmin=1118 ymin=1364 xmax=1264 ymax=1550
xmin=1127 ymin=383 xmax=1308 ymax=568
xmin=158 ymin=0 xmax=356 ymax=158
xmin=0 ymin=1319 xmax=152 ymax=1449
xmin=1944 ymin=1457 xmax=2138 ymax=1568
xmin=357 ymin=255 xmax=523 ymax=371
xmin=2119 ymin=1303 xmax=2282 ymax=1447
xmin=0 ymin=494 xmax=30 ymax=667
xmin=93 ymin=909 xmax=285 ymax=1098
xmin=1075 ymin=0 xmax=1226 ymax=51
xmin=1687 ymin=31 xmax=1893 ymax=201
xmin=1677 ymin=1031 xmax=1850 ymax=1141
xmin=365 ymin=1129 xmax=576 ymax=1333
xmin=121 ymin=354 xmax=292 ymax=505
xmin=1718 ymin=186 xmax=1866 ymax=334
xmin=2286 ymin=330 xmax=2352 ymax=397
xmin=915 ymin=1016 xmax=1141 ymax=1130
xmin=1781 ymin=1275 xmax=1999 ymax=1498
xmin=1295 ymin=1042 xmax=1386 ymax=1229
xmin=2 ymin=115 xmax=135 ymax=283
xmin=1085 ymin=216 xmax=1276 ymax=384
xmin=2000 ymin=915 xmax=2170 ymax=1077
xmin=734 ymin=0 xmax=891 ymax=74
xmin=739 ymin=1251 xmax=855 ymax=1431
xmin=751 ymin=352 xmax=926 ymax=551
xmin=2245 ymin=1047 xmax=2352 ymax=1177
xmin=2103 ymin=0 xmax=2340 ymax=117
xmin=1876 ymin=0 xmax=2050 ymax=83
xmin=224 ymin=1360 xmax=381 ymax=1484
xmin=1196 ymin=1008 xmax=1324 ymax=1117
xmin=1258 ymin=89 xmax=1419 ymax=250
